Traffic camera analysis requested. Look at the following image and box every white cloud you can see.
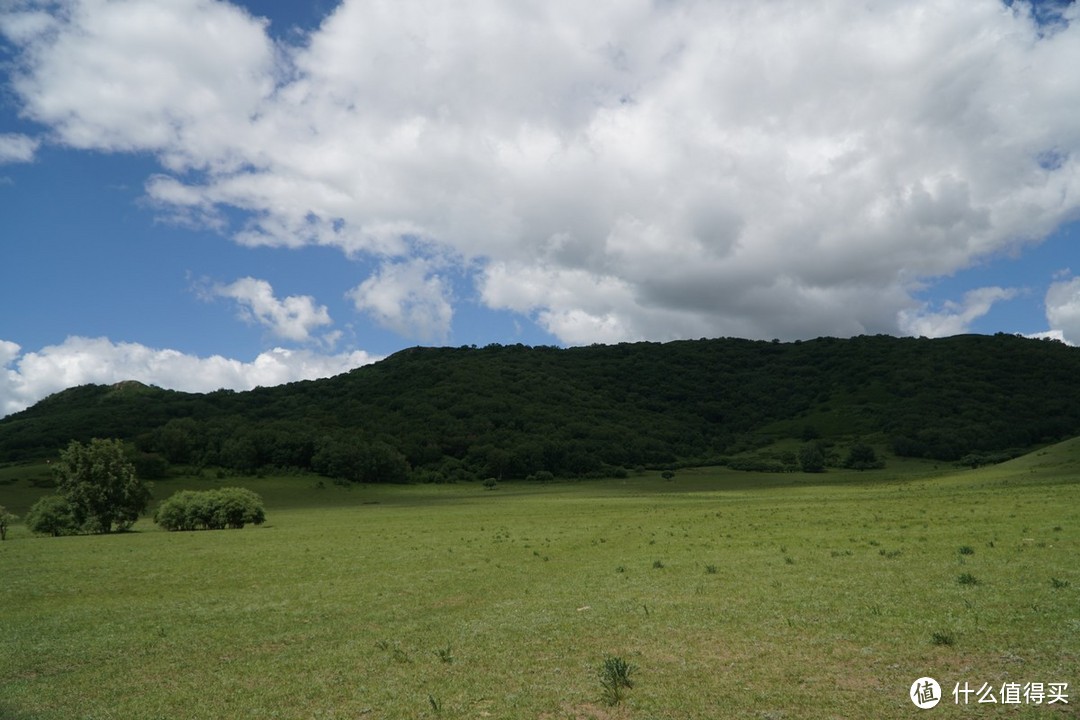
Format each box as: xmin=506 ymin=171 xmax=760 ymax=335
xmin=898 ymin=286 xmax=1020 ymax=338
xmin=207 ymin=277 xmax=333 ymax=343
xmin=1044 ymin=276 xmax=1080 ymax=345
xmin=0 ymin=336 xmax=378 ymax=417
xmin=0 ymin=0 xmax=276 ymax=168
xmin=347 ymin=260 xmax=453 ymax=342
xmin=0 ymin=133 xmax=39 ymax=163
xmin=4 ymin=0 xmax=1080 ymax=343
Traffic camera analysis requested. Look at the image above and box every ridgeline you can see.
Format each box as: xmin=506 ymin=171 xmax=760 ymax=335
xmin=2 ymin=334 xmax=1078 ymax=480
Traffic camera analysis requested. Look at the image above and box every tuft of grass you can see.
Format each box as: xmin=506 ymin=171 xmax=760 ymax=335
xmin=931 ymin=631 xmax=955 ymax=646
xmin=958 ymin=545 xmax=975 ymax=555
xmin=652 ymin=559 xmax=665 ymax=569
xmin=957 ymin=572 xmax=980 ymax=586
xmin=704 ymin=564 xmax=718 ymax=574
xmin=599 ymin=655 xmax=635 ymax=706
xmin=435 ymin=646 xmax=454 ymax=664
xmin=1050 ymin=577 xmax=1070 ymax=589
xmin=428 ymin=694 xmax=442 ymax=713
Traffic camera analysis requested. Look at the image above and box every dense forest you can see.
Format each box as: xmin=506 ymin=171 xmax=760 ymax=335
xmin=1 ymin=334 xmax=1078 ymax=481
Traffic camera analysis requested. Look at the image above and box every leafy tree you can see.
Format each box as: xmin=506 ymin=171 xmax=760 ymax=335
xmin=132 ymin=452 xmax=169 ymax=480
xmin=843 ymin=442 xmax=884 ymax=470
xmin=0 ymin=505 xmax=15 ymax=540
xmin=798 ymin=443 xmax=826 ymax=473
xmin=25 ymin=495 xmax=79 ymax=536
xmin=54 ymin=438 xmax=151 ymax=533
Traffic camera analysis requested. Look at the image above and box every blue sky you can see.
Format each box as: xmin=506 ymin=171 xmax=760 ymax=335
xmin=1 ymin=0 xmax=1079 ymax=416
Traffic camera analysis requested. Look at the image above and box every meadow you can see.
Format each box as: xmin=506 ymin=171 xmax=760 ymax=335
xmin=1 ymin=444 xmax=1077 ymax=719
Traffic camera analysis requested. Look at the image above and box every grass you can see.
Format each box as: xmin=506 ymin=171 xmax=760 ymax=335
xmin=599 ymin=655 xmax=635 ymax=705
xmin=1 ymin=441 xmax=1079 ymax=719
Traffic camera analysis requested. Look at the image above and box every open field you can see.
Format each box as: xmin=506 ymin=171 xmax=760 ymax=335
xmin=1 ymin=446 xmax=1078 ymax=719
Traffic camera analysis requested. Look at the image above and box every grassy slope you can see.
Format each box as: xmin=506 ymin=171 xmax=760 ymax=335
xmin=0 ymin=448 xmax=1077 ymax=719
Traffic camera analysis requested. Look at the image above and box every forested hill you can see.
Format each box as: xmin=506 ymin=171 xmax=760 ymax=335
xmin=2 ymin=334 xmax=1079 ymax=479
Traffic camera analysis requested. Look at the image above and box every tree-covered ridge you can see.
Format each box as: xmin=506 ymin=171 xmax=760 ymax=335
xmin=1 ymin=334 xmax=1078 ymax=478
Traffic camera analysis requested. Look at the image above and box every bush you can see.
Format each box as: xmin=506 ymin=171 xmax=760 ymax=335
xmin=26 ymin=495 xmax=80 ymax=536
xmin=843 ymin=442 xmax=885 ymax=470
xmin=798 ymin=443 xmax=826 ymax=473
xmin=0 ymin=505 xmax=15 ymax=540
xmin=154 ymin=487 xmax=266 ymax=531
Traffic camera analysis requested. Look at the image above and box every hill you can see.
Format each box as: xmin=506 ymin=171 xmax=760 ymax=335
xmin=2 ymin=333 xmax=1079 ymax=479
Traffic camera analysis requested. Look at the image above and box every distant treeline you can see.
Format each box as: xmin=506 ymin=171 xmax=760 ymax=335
xmin=1 ymin=334 xmax=1078 ymax=481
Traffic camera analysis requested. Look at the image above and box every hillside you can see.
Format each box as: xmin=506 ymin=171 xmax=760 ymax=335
xmin=2 ymin=334 xmax=1079 ymax=479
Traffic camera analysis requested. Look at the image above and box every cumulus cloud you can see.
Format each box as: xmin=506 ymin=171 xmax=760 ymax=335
xmin=0 ymin=336 xmax=378 ymax=417
xmin=347 ymin=260 xmax=453 ymax=342
xmin=0 ymin=133 xmax=39 ymax=163
xmin=207 ymin=277 xmax=333 ymax=343
xmin=1045 ymin=276 xmax=1080 ymax=345
xmin=898 ymin=286 xmax=1020 ymax=338
xmin=3 ymin=0 xmax=1080 ymax=343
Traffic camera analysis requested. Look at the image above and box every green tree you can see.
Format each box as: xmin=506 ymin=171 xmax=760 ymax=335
xmin=844 ymin=442 xmax=884 ymax=470
xmin=0 ymin=505 xmax=15 ymax=540
xmin=25 ymin=495 xmax=79 ymax=536
xmin=798 ymin=443 xmax=826 ymax=473
xmin=54 ymin=438 xmax=151 ymax=533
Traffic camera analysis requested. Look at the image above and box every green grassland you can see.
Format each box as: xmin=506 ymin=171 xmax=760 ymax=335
xmin=1 ymin=444 xmax=1077 ymax=719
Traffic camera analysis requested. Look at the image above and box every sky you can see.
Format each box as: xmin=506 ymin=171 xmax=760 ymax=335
xmin=1 ymin=0 xmax=1080 ymax=417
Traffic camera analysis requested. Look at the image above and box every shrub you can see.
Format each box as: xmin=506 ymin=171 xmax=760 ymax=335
xmin=154 ymin=488 xmax=266 ymax=531
xmin=0 ymin=505 xmax=16 ymax=540
xmin=25 ymin=495 xmax=80 ymax=537
xmin=843 ymin=442 xmax=885 ymax=470
xmin=212 ymin=487 xmax=266 ymax=529
xmin=798 ymin=443 xmax=826 ymax=473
